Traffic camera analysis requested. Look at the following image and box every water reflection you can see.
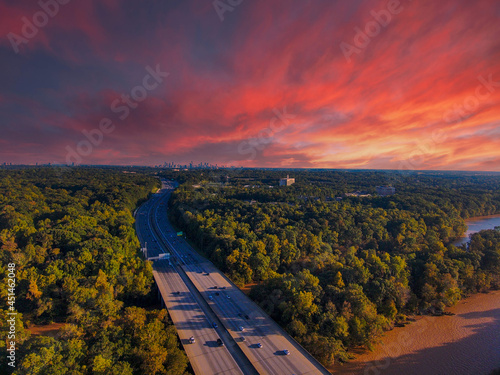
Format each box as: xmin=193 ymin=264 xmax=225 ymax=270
xmin=453 ymin=215 xmax=500 ymax=247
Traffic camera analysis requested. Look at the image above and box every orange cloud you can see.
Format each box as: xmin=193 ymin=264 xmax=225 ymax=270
xmin=0 ymin=0 xmax=499 ymax=169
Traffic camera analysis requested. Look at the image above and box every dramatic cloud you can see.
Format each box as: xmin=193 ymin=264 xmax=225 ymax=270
xmin=1 ymin=0 xmax=499 ymax=170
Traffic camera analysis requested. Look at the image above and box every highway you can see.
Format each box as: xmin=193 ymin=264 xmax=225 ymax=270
xmin=136 ymin=191 xmax=252 ymax=375
xmin=136 ymin=180 xmax=331 ymax=375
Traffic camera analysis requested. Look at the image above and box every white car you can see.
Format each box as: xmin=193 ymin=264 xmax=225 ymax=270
xmin=283 ymin=349 xmax=290 ymax=355
xmin=188 ymin=336 xmax=195 ymax=344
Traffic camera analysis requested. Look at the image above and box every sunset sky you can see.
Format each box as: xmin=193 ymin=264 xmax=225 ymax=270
xmin=1 ymin=0 xmax=499 ymax=170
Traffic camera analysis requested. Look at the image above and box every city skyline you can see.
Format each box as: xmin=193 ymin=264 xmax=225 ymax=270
xmin=1 ymin=0 xmax=499 ymax=170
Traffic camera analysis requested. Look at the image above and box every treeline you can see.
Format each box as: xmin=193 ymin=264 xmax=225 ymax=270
xmin=166 ymin=169 xmax=500 ymax=365
xmin=0 ymin=168 xmax=189 ymax=375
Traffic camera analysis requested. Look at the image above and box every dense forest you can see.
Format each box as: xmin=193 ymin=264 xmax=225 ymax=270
xmin=2 ymin=167 xmax=498 ymax=371
xmin=0 ymin=167 xmax=189 ymax=375
xmin=165 ymin=169 xmax=500 ymax=365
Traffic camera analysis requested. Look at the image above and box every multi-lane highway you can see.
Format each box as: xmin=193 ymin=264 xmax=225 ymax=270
xmin=136 ymin=190 xmax=251 ymax=375
xmin=135 ymin=179 xmax=331 ymax=375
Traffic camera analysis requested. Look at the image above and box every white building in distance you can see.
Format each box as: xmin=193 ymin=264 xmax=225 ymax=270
xmin=279 ymin=175 xmax=295 ymax=186
xmin=376 ymin=186 xmax=396 ymax=196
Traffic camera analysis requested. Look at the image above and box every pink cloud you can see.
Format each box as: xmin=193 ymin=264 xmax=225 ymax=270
xmin=1 ymin=0 xmax=499 ymax=170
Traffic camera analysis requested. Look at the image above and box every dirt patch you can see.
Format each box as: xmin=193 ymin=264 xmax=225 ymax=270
xmin=28 ymin=323 xmax=66 ymax=338
xmin=240 ymin=282 xmax=260 ymax=295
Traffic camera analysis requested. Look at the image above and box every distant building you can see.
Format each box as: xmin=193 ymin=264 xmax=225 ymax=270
xmin=279 ymin=175 xmax=295 ymax=186
xmin=376 ymin=186 xmax=396 ymax=196
xmin=345 ymin=191 xmax=371 ymax=197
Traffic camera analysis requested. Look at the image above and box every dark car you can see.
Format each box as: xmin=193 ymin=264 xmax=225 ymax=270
xmin=217 ymin=338 xmax=224 ymax=346
xmin=212 ymin=322 xmax=218 ymax=329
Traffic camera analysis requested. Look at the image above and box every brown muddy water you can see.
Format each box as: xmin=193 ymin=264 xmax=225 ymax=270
xmin=334 ymin=290 xmax=500 ymax=375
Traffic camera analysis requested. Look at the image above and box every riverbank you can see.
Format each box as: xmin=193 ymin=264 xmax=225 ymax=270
xmin=453 ymin=214 xmax=500 ymax=246
xmin=333 ymin=290 xmax=500 ymax=375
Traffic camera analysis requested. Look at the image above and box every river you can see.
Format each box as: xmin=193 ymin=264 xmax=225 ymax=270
xmin=332 ymin=215 xmax=500 ymax=375
xmin=453 ymin=214 xmax=500 ymax=246
xmin=334 ymin=290 xmax=500 ymax=375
